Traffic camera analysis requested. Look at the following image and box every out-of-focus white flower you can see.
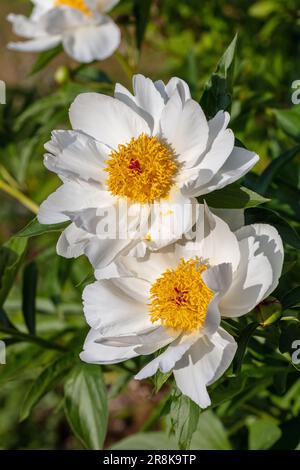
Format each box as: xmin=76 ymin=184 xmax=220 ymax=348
xmin=7 ymin=0 xmax=120 ymax=63
xmin=37 ymin=74 xmax=259 ymax=268
xmin=80 ymin=205 xmax=283 ymax=408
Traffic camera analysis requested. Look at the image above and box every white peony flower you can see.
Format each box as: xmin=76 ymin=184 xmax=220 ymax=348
xmin=7 ymin=0 xmax=120 ymax=63
xmin=38 ymin=74 xmax=259 ymax=268
xmin=80 ymin=205 xmax=283 ymax=408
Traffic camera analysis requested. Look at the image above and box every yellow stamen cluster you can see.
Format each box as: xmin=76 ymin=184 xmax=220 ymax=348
xmin=149 ymin=259 xmax=213 ymax=332
xmin=55 ymin=0 xmax=92 ymax=16
xmin=105 ymin=134 xmax=178 ymax=204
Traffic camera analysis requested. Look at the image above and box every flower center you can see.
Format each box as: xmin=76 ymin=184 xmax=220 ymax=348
xmin=54 ymin=0 xmax=92 ymax=16
xmin=149 ymin=259 xmax=213 ymax=332
xmin=105 ymin=134 xmax=178 ymax=204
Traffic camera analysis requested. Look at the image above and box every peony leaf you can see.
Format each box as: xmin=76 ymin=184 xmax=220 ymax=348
xmin=16 ymin=217 xmax=68 ymax=238
xmin=273 ymin=107 xmax=300 ymax=142
xmin=200 ymin=34 xmax=237 ymax=119
xmin=0 ymin=237 xmax=28 ymax=308
xmin=248 ymin=418 xmax=281 ymax=450
xmin=199 ymin=184 xmax=269 ymax=209
xmin=190 ymin=410 xmax=232 ymax=450
xmin=64 ymin=363 xmax=108 ymax=450
xmin=30 ymin=45 xmax=63 ymax=76
xmin=20 ymin=352 xmax=76 ymax=422
xmin=133 ymin=0 xmax=152 ymax=51
xmin=22 ymin=262 xmax=38 ymax=335
xmin=110 ymin=432 xmax=178 ymax=450
xmin=167 ymin=392 xmax=200 ymax=450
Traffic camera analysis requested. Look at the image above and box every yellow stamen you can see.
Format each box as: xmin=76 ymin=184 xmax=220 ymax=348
xmin=149 ymin=259 xmax=213 ymax=332
xmin=105 ymin=134 xmax=178 ymax=204
xmin=55 ymin=0 xmax=92 ymax=16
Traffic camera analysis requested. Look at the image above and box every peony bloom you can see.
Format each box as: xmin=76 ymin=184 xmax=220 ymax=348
xmin=80 ymin=205 xmax=283 ymax=408
xmin=38 ymin=74 xmax=259 ymax=268
xmin=7 ymin=0 xmax=120 ymax=63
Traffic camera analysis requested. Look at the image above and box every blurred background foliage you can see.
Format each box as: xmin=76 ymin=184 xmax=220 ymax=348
xmin=0 ymin=0 xmax=300 ymax=450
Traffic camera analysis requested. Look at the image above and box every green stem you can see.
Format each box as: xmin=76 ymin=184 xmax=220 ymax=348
xmin=0 ymin=165 xmax=21 ymax=190
xmin=114 ymin=51 xmax=134 ymax=82
xmin=0 ymin=325 xmax=67 ymax=352
xmin=0 ymin=180 xmax=39 ymax=214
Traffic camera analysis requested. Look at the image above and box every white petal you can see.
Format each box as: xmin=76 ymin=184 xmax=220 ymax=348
xmin=177 ymin=204 xmax=240 ymax=272
xmin=173 ymin=327 xmax=237 ymax=408
xmin=62 ymin=18 xmax=120 ymax=63
xmin=165 ymin=77 xmax=191 ymax=103
xmin=41 ymin=8 xmax=84 ymax=35
xmin=114 ymin=83 xmax=154 ymax=132
xmin=80 ymin=329 xmax=139 ymax=364
xmin=95 ymin=262 xmax=120 ymax=280
xmin=249 ymin=224 xmax=283 ymax=298
xmin=135 ymin=333 xmax=198 ymax=379
xmin=57 ymin=222 xmax=92 ymax=258
xmin=8 ymin=35 xmax=61 ymax=52
xmin=69 ymin=93 xmax=150 ymax=148
xmin=31 ymin=0 xmax=54 ymax=19
xmin=195 ymin=128 xmax=235 ymax=179
xmin=84 ymin=236 xmax=136 ymax=269
xmin=159 ymin=92 xmax=182 ymax=144
xmin=37 ymin=181 xmax=114 ymax=224
xmin=160 ymin=97 xmax=209 ymax=168
xmin=181 ymin=127 xmax=235 ymax=190
xmin=219 ymin=224 xmax=279 ymax=317
xmin=99 ymin=326 xmax=175 ymax=355
xmin=83 ymin=278 xmax=152 ymax=334
xmin=188 ymin=146 xmax=259 ymax=197
xmin=145 ymin=189 xmax=197 ymax=250
xmin=44 ymin=130 xmax=110 ymax=184
xmin=206 ymin=111 xmax=230 ymax=149
xmin=114 ymin=245 xmax=180 ymax=284
xmin=7 ymin=13 xmax=45 ymax=38
xmin=115 ymin=75 xmax=166 ymax=134
xmin=132 ymin=74 xmax=166 ymax=134
xmin=202 ymin=263 xmax=233 ymax=336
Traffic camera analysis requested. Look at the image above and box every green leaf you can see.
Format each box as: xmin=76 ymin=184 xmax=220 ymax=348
xmin=245 ymin=207 xmax=300 ymax=250
xmin=281 ymin=287 xmax=300 ymax=309
xmin=110 ymin=432 xmax=178 ymax=450
xmin=30 ymin=45 xmax=63 ymax=75
xmin=273 ymin=107 xmax=300 ymax=141
xmin=16 ymin=217 xmax=69 ymax=238
xmin=20 ymin=353 xmax=76 ymax=421
xmin=254 ymin=144 xmax=300 ymax=195
xmin=154 ymin=369 xmax=172 ymax=393
xmin=248 ymin=418 xmax=282 ymax=450
xmin=233 ymin=322 xmax=259 ymax=374
xmin=190 ymin=410 xmax=232 ymax=450
xmin=210 ymin=374 xmax=248 ymax=407
xmin=0 ymin=237 xmax=28 ymax=308
xmin=133 ymin=0 xmax=152 ymax=51
xmin=249 ymin=1 xmax=280 ymax=18
xmin=0 ymin=345 xmax=58 ymax=385
xmin=64 ymin=363 xmax=108 ymax=450
xmin=199 ymin=184 xmax=269 ymax=209
xmin=22 ymin=262 xmax=38 ymax=335
xmin=200 ymin=34 xmax=237 ymax=118
xmin=167 ymin=393 xmax=200 ymax=450
xmin=255 ymin=297 xmax=282 ymax=326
